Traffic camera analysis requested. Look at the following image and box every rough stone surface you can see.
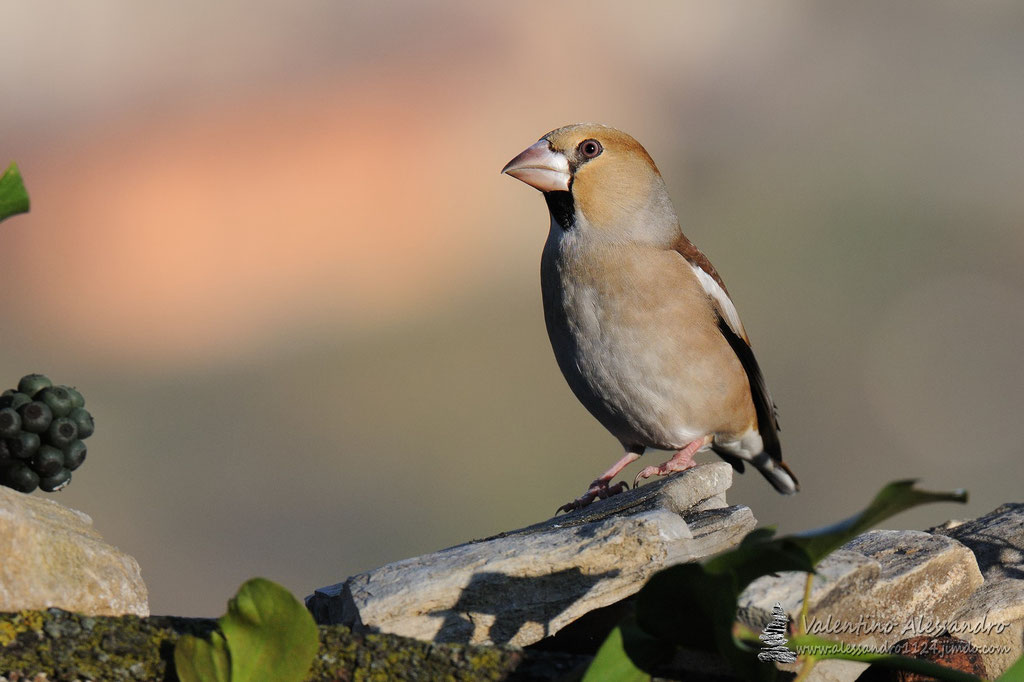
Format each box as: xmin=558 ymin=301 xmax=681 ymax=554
xmin=838 ymin=529 xmax=984 ymax=646
xmin=0 ymin=609 xmax=586 ymax=681
xmin=741 ymin=530 xmax=983 ymax=650
xmin=947 ymin=578 xmax=1024 ymax=677
xmin=0 ymin=486 xmax=148 ymax=617
xmin=737 ymin=549 xmax=880 ymax=630
xmin=933 ymin=503 xmax=1024 ymax=581
xmin=934 ymin=503 xmax=1024 ymax=676
xmin=804 ymin=660 xmax=870 ymax=682
xmin=308 ymin=462 xmax=755 ymax=647
xmin=740 ymin=529 xmax=985 ymax=682
xmin=3 ymin=492 xmax=1021 ymax=681
xmin=741 ymin=504 xmax=1024 ymax=681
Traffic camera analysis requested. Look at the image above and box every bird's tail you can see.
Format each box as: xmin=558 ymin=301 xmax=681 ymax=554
xmin=752 ymin=452 xmax=800 ymax=494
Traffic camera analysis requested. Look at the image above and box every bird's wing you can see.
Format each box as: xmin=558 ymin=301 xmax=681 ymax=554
xmin=715 ymin=311 xmax=782 ymax=462
xmin=673 ymin=236 xmax=782 ymax=462
xmin=673 ymin=236 xmax=748 ymax=343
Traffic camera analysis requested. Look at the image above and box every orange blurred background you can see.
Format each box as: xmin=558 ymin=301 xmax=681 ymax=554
xmin=3 ymin=2 xmax=1023 ymax=616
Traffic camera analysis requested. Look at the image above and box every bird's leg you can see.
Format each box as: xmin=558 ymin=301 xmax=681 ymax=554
xmin=633 ymin=435 xmax=712 ymax=488
xmin=556 ymin=448 xmax=642 ymax=514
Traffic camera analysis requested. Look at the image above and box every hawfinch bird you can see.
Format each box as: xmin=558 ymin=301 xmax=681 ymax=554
xmin=502 ymin=124 xmax=799 ymax=513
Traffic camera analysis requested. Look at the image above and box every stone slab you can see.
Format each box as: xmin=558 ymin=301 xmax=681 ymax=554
xmin=0 ymin=486 xmax=148 ymax=616
xmin=308 ymin=462 xmax=754 ymax=647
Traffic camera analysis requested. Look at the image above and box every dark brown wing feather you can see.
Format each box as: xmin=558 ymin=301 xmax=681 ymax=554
xmin=716 ymin=315 xmax=782 ymax=464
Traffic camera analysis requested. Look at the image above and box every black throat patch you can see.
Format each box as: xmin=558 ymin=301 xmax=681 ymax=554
xmin=544 ymin=191 xmax=576 ymax=231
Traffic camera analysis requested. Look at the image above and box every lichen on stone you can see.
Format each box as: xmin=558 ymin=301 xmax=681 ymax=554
xmin=0 ymin=622 xmax=17 ymax=648
xmin=0 ymin=609 xmax=581 ymax=681
xmin=0 ymin=609 xmax=201 ymax=681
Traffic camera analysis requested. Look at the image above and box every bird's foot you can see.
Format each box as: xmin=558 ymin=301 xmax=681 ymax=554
xmin=633 ymin=436 xmax=709 ymax=488
xmin=633 ymin=460 xmax=697 ymax=488
xmin=557 ymin=479 xmax=629 ymax=514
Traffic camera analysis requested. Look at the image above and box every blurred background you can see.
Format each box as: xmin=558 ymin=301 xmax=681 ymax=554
xmin=2 ymin=1 xmax=1022 ymax=617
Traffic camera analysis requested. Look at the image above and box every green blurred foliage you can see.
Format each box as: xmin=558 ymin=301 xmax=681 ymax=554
xmin=0 ymin=163 xmax=29 ymax=223
xmin=175 ymin=578 xmax=318 ymax=682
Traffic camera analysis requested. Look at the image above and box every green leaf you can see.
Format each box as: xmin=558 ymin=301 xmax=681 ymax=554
xmin=635 ymin=564 xmax=731 ymax=650
xmin=704 ymin=536 xmax=815 ymax=589
xmin=737 ymin=526 xmax=778 ymax=546
xmin=789 ymin=480 xmax=967 ymax=563
xmin=0 ymin=163 xmax=30 ymax=223
xmin=998 ymin=651 xmax=1024 ymax=681
xmin=582 ymin=618 xmax=654 ymax=682
xmin=219 ymin=577 xmax=320 ymax=682
xmin=174 ymin=630 xmax=231 ymax=682
xmin=634 ymin=564 xmax=781 ymax=681
xmin=788 ymin=634 xmax=984 ymax=682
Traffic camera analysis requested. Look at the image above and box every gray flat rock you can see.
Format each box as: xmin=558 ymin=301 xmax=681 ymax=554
xmin=737 ymin=549 xmax=880 ymax=631
xmin=307 ymin=462 xmax=755 ymax=647
xmin=838 ymin=530 xmax=983 ymax=646
xmin=739 ymin=505 xmax=1024 ymax=681
xmin=738 ymin=529 xmax=983 ymax=657
xmin=934 ymin=503 xmax=1024 ymax=676
xmin=949 ymin=578 xmax=1024 ymax=676
xmin=933 ymin=502 xmax=1024 ymax=581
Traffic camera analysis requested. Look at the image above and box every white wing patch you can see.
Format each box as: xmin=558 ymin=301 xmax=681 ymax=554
xmin=689 ymin=264 xmax=748 ymax=343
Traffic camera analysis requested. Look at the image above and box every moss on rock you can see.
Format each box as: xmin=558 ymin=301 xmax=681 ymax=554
xmin=0 ymin=609 xmax=588 ymax=681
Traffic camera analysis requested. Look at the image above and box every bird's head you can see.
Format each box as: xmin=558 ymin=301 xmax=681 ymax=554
xmin=502 ymin=123 xmax=679 ymax=243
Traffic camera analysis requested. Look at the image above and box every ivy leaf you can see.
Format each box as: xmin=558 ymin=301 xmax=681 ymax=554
xmin=789 ymin=480 xmax=967 ymax=563
xmin=0 ymin=163 xmax=30 ymax=223
xmin=635 ymin=564 xmax=732 ymax=651
xmin=582 ymin=616 xmax=656 ymax=682
xmin=704 ymin=536 xmax=815 ymax=589
xmin=630 ymin=563 xmax=783 ymax=681
xmin=174 ymin=630 xmax=231 ymax=682
xmin=173 ymin=578 xmax=319 ymax=682
xmin=219 ymin=577 xmax=320 ymax=682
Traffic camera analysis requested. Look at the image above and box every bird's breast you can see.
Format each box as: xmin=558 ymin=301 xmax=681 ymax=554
xmin=540 ymin=230 xmax=752 ymax=447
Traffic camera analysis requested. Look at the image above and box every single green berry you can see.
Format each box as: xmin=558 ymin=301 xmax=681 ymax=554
xmin=18 ymin=401 xmax=53 ymax=434
xmin=63 ymin=440 xmax=87 ymax=471
xmin=1 ymin=389 xmax=13 ymax=398
xmin=35 ymin=386 xmax=73 ymax=418
xmin=69 ymin=407 xmax=95 ymax=440
xmin=6 ymin=431 xmax=40 ymax=459
xmin=46 ymin=417 xmax=78 ymax=449
xmin=62 ymin=386 xmax=85 ymax=409
xmin=31 ymin=445 xmax=64 ymax=477
xmin=18 ymin=374 xmax=52 ymax=397
xmin=2 ymin=463 xmax=40 ymax=493
xmin=39 ymin=468 xmax=71 ymax=493
xmin=0 ymin=392 xmax=31 ymax=411
xmin=0 ymin=407 xmax=21 ymax=438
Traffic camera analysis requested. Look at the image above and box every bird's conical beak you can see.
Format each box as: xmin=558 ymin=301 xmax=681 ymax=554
xmin=501 ymin=140 xmax=571 ymax=192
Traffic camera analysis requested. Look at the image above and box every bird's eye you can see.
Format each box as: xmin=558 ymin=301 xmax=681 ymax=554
xmin=578 ymin=139 xmax=603 ymax=159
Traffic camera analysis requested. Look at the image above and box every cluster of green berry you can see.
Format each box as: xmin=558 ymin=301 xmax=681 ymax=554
xmin=0 ymin=374 xmax=94 ymax=493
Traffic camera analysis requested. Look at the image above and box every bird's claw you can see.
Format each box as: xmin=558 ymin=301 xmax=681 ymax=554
xmin=556 ymin=479 xmax=628 ymax=514
xmin=633 ymin=466 xmax=662 ymax=488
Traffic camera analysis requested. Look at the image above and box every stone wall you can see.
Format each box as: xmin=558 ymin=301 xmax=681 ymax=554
xmin=1 ymin=466 xmax=1021 ymax=681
